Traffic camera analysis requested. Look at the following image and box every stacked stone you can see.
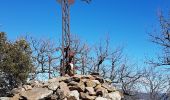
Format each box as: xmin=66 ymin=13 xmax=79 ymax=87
xmin=1 ymin=74 xmax=123 ymax=100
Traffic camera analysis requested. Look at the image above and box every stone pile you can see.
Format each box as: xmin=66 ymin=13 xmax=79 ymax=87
xmin=1 ymin=74 xmax=123 ymax=100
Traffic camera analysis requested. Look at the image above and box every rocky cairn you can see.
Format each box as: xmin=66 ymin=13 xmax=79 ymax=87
xmin=1 ymin=74 xmax=123 ymax=100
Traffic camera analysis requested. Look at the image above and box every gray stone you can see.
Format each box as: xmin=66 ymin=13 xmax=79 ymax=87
xmin=56 ymin=89 xmax=65 ymax=100
xmin=50 ymin=94 xmax=58 ymax=100
xmin=59 ymin=82 xmax=70 ymax=97
xmin=69 ymin=81 xmax=85 ymax=92
xmin=85 ymin=87 xmax=96 ymax=96
xmin=23 ymin=85 xmax=32 ymax=91
xmin=20 ymin=88 xmax=53 ymax=100
xmin=85 ymin=80 xmax=96 ymax=87
xmin=106 ymin=91 xmax=122 ymax=100
xmin=80 ymin=92 xmax=96 ymax=100
xmin=0 ymin=97 xmax=10 ymax=100
xmin=92 ymin=80 xmax=100 ymax=85
xmin=95 ymin=97 xmax=108 ymax=100
xmin=11 ymin=87 xmax=25 ymax=94
xmin=48 ymin=81 xmax=59 ymax=91
xmin=68 ymin=81 xmax=79 ymax=86
xmin=72 ymin=76 xmax=80 ymax=82
xmin=67 ymin=90 xmax=79 ymax=100
xmin=102 ymin=83 xmax=116 ymax=93
xmin=30 ymin=80 xmax=43 ymax=88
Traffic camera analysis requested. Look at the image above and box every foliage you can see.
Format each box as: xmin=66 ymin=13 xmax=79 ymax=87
xmin=0 ymin=32 xmax=33 ymax=96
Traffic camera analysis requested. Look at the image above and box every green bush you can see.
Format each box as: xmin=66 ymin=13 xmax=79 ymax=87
xmin=0 ymin=32 xmax=33 ymax=96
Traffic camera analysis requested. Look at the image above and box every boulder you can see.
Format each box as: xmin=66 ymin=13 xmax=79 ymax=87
xmin=59 ymin=76 xmax=70 ymax=82
xmin=92 ymin=80 xmax=100 ymax=85
xmin=11 ymin=87 xmax=25 ymax=94
xmin=95 ymin=86 xmax=108 ymax=97
xmin=95 ymin=97 xmax=108 ymax=100
xmin=105 ymin=79 xmax=112 ymax=85
xmin=102 ymin=83 xmax=116 ymax=93
xmin=69 ymin=81 xmax=85 ymax=92
xmin=0 ymin=97 xmax=10 ymax=100
xmin=30 ymin=80 xmax=43 ymax=88
xmin=106 ymin=91 xmax=122 ymax=100
xmin=20 ymin=88 xmax=53 ymax=100
xmin=10 ymin=94 xmax=22 ymax=100
xmin=48 ymin=81 xmax=59 ymax=91
xmin=72 ymin=76 xmax=80 ymax=82
xmin=85 ymin=87 xmax=96 ymax=96
xmin=59 ymin=82 xmax=70 ymax=97
xmin=68 ymin=81 xmax=79 ymax=86
xmin=95 ymin=77 xmax=105 ymax=83
xmin=50 ymin=94 xmax=58 ymax=100
xmin=64 ymin=78 xmax=73 ymax=83
xmin=90 ymin=72 xmax=100 ymax=76
xmin=85 ymin=80 xmax=96 ymax=87
xmin=56 ymin=89 xmax=65 ymax=100
xmin=67 ymin=90 xmax=79 ymax=100
xmin=23 ymin=85 xmax=32 ymax=91
xmin=80 ymin=92 xmax=96 ymax=100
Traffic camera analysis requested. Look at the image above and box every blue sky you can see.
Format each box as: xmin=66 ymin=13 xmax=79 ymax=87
xmin=0 ymin=0 xmax=170 ymax=65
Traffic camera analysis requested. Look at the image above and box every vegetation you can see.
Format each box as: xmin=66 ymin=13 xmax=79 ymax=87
xmin=0 ymin=7 xmax=169 ymax=100
xmin=0 ymin=32 xmax=33 ymax=96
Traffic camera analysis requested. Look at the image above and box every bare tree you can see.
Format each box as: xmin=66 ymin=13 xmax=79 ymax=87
xmin=148 ymin=11 xmax=170 ymax=67
xmin=69 ymin=35 xmax=91 ymax=75
xmin=116 ymin=63 xmax=143 ymax=99
xmin=26 ymin=37 xmax=60 ymax=80
xmin=141 ymin=67 xmax=170 ymax=100
xmin=109 ymin=47 xmax=123 ymax=80
xmin=94 ymin=37 xmax=109 ymax=73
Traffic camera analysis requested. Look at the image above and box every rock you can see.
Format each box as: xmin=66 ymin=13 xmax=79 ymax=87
xmin=67 ymin=90 xmax=79 ymax=100
xmin=90 ymin=72 xmax=100 ymax=76
xmin=69 ymin=81 xmax=85 ymax=92
xmin=56 ymin=89 xmax=65 ymax=100
xmin=23 ymin=85 xmax=32 ymax=91
xmin=85 ymin=80 xmax=96 ymax=87
xmin=102 ymin=83 xmax=116 ymax=93
xmin=85 ymin=87 xmax=96 ymax=96
xmin=50 ymin=94 xmax=58 ymax=100
xmin=95 ymin=77 xmax=105 ymax=83
xmin=82 ymin=75 xmax=95 ymax=80
xmin=95 ymin=97 xmax=108 ymax=100
xmin=72 ymin=76 xmax=80 ymax=82
xmin=48 ymin=81 xmax=59 ymax=91
xmin=59 ymin=82 xmax=70 ymax=97
xmin=95 ymin=84 xmax=108 ymax=97
xmin=0 ymin=97 xmax=10 ymax=100
xmin=92 ymin=80 xmax=100 ymax=85
xmin=68 ymin=81 xmax=79 ymax=86
xmin=3 ymin=74 xmax=122 ymax=100
xmin=10 ymin=94 xmax=21 ymax=100
xmin=42 ymin=82 xmax=49 ymax=88
xmin=105 ymin=79 xmax=112 ymax=85
xmin=64 ymin=78 xmax=73 ymax=83
xmin=11 ymin=87 xmax=25 ymax=94
xmin=80 ymin=92 xmax=96 ymax=100
xmin=106 ymin=91 xmax=122 ymax=100
xmin=20 ymin=88 xmax=53 ymax=100
xmin=30 ymin=80 xmax=43 ymax=88
xmin=59 ymin=76 xmax=70 ymax=82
